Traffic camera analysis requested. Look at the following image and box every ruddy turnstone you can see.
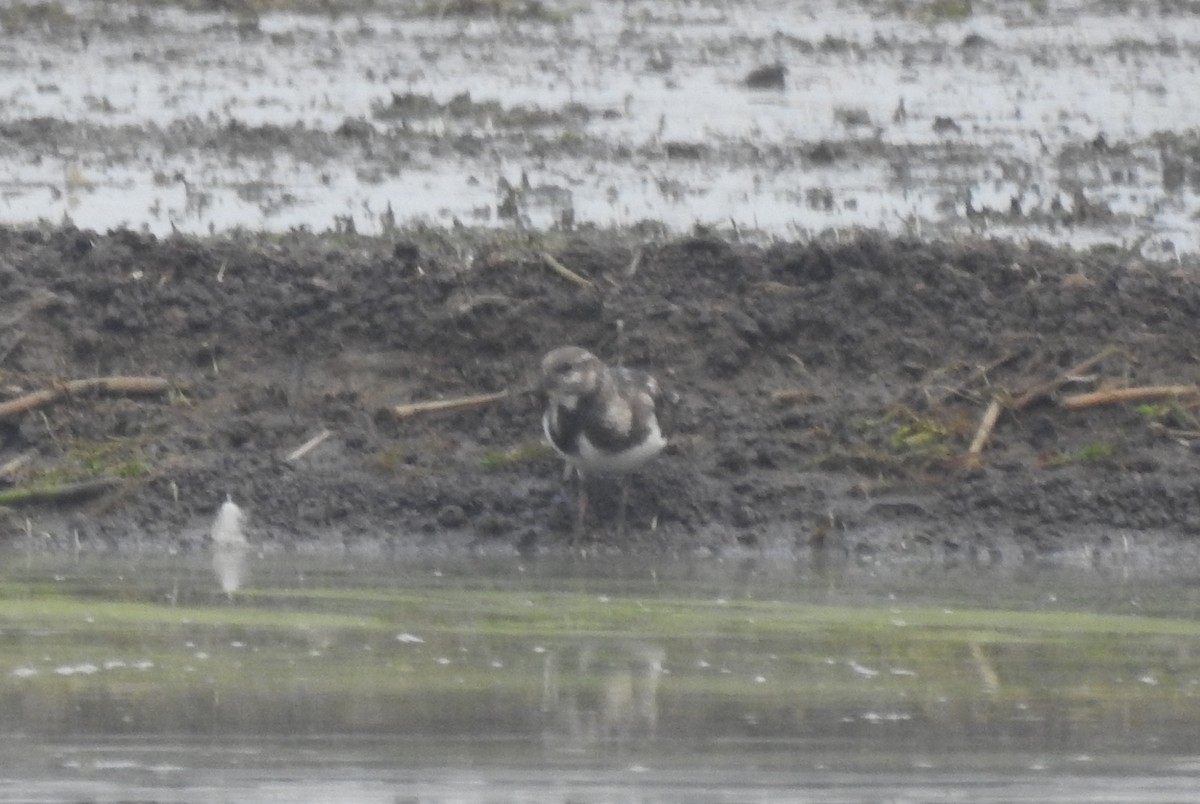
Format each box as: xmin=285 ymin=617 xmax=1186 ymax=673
xmin=539 ymin=345 xmax=667 ymax=537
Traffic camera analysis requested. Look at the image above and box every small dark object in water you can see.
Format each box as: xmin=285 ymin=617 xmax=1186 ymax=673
xmin=933 ymin=116 xmax=962 ymax=134
xmin=665 ymin=142 xmax=705 ymax=160
xmin=744 ymin=64 xmax=787 ymax=90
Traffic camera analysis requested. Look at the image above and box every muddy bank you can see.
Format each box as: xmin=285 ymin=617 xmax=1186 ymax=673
xmin=1 ymin=223 xmax=1199 ymax=564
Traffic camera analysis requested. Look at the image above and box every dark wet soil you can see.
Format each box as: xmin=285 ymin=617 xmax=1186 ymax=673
xmin=2 ymin=223 xmax=1200 ymax=564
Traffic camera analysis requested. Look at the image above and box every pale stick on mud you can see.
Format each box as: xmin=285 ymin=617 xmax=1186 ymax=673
xmin=1011 ymin=346 xmax=1122 ymax=410
xmin=392 ymin=390 xmax=509 ymax=418
xmin=0 ymin=376 xmax=172 ymax=419
xmin=285 ymin=429 xmax=333 ymax=463
xmin=1060 ymin=385 xmax=1200 ymax=411
xmin=540 ymin=251 xmax=594 ymax=289
xmin=966 ymin=398 xmax=1004 ymax=466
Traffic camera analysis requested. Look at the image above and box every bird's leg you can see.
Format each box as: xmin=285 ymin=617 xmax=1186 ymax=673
xmin=615 ymin=476 xmax=630 ymax=539
xmin=573 ymin=468 xmax=588 ymax=542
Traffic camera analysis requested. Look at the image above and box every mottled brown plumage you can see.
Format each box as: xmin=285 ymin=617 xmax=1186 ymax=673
xmin=539 ymin=346 xmax=667 ymax=537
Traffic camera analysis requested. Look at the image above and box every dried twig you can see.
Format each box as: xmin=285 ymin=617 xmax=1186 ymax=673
xmin=0 ymin=390 xmax=60 ymax=419
xmin=540 ymin=251 xmax=594 ymax=289
xmin=770 ymin=388 xmax=818 ymax=404
xmin=966 ymin=398 xmax=1004 ymax=463
xmin=626 ymin=248 xmax=643 ymax=277
xmin=932 ymin=350 xmax=1022 ymax=405
xmin=1011 ymin=345 xmax=1122 ymax=410
xmin=1060 ymin=385 xmax=1200 ymax=411
xmin=393 ymin=389 xmax=508 ymax=418
xmin=286 ymin=429 xmax=332 ymax=462
xmin=0 ymin=376 xmax=173 ymax=419
xmin=1151 ymin=424 xmax=1200 ymax=439
xmin=63 ymin=376 xmax=172 ymax=395
xmin=1147 ymin=420 xmax=1200 ymax=439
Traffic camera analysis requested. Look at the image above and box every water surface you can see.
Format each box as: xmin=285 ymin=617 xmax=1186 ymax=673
xmin=2 ymin=551 xmax=1200 ymax=801
xmin=2 ymin=0 xmax=1199 ymax=255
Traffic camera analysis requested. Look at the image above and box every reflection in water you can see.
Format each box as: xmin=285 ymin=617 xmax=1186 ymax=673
xmin=4 ymin=555 xmax=1200 ymax=800
xmin=213 ymin=543 xmax=249 ymax=598
xmin=541 ymin=642 xmax=664 ymax=752
xmin=210 ymin=496 xmax=248 ymax=598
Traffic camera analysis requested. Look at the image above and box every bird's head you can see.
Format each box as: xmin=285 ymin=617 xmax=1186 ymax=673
xmin=539 ymin=346 xmax=605 ymax=405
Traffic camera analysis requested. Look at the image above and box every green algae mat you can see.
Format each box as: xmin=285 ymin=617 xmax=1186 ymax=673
xmin=2 ymin=552 xmax=1199 ymax=756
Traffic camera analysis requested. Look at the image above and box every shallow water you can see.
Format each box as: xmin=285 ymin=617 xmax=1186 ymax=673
xmin=2 ymin=0 xmax=1199 ymax=256
xmin=2 ymin=550 xmax=1200 ymax=801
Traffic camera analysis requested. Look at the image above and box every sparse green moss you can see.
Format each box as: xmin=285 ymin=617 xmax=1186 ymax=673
xmin=1044 ymin=441 xmax=1117 ymax=466
xmin=3 ymin=569 xmax=1200 ymax=738
xmin=168 ymin=388 xmax=194 ymax=407
xmin=372 ymin=445 xmax=409 ymax=474
xmin=64 ymin=437 xmax=151 ymax=480
xmin=14 ymin=437 xmax=150 ymax=493
xmin=1136 ymin=403 xmax=1171 ymax=419
xmin=890 ymin=417 xmax=949 ymax=451
xmin=1136 ymin=401 xmax=1199 ymax=431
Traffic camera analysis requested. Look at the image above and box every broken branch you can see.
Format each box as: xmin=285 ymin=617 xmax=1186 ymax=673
xmin=62 ymin=376 xmax=172 ymax=395
xmin=1060 ymin=385 xmax=1200 ymax=411
xmin=0 ymin=389 xmax=60 ymax=419
xmin=286 ymin=429 xmax=332 ymax=462
xmin=393 ymin=389 xmax=508 ymax=419
xmin=770 ymin=388 xmax=818 ymax=404
xmin=1011 ymin=345 xmax=1122 ymax=410
xmin=967 ymin=398 xmax=1004 ymax=463
xmin=0 ymin=376 xmax=173 ymax=420
xmin=540 ymin=251 xmax=594 ymax=289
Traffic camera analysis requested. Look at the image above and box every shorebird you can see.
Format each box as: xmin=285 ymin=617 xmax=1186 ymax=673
xmin=539 ymin=345 xmax=667 ymax=538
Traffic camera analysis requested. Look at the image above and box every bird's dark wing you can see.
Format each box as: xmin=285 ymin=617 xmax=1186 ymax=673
xmin=612 ymin=367 xmax=662 ymax=402
xmin=612 ymin=366 xmax=678 ymax=439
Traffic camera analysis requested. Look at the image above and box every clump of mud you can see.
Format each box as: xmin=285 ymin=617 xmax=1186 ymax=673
xmin=1 ymin=224 xmax=1199 ymax=567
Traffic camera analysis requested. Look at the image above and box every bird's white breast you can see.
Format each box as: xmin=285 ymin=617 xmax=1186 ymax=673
xmin=575 ymin=417 xmax=666 ymax=474
xmin=542 ymin=410 xmax=569 ymax=460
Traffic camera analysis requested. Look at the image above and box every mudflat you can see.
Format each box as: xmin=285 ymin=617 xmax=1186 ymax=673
xmin=2 ymin=225 xmax=1199 ymax=567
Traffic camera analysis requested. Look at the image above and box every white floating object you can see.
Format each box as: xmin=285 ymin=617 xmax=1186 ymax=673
xmin=210 ymin=496 xmax=247 ymax=546
xmin=848 ymin=660 xmax=880 ymax=678
xmin=55 ymin=663 xmax=99 ymax=676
